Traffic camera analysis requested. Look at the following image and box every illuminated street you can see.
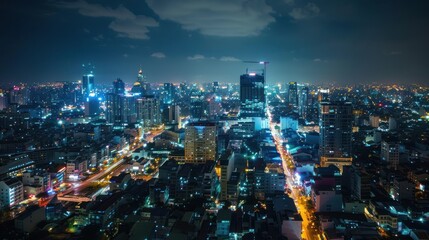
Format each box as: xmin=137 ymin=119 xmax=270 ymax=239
xmin=59 ymin=129 xmax=163 ymax=198
xmin=2 ymin=3 xmax=429 ymax=237
xmin=267 ymin=107 xmax=321 ymax=240
xmin=59 ymin=158 xmax=126 ymax=197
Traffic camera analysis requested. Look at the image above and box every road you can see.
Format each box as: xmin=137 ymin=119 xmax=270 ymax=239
xmin=60 ymin=127 xmax=165 ymax=196
xmin=267 ymin=107 xmax=321 ymax=240
xmin=60 ymin=158 xmax=126 ymax=196
xmin=145 ymin=128 xmax=164 ymax=143
xmin=3 ymin=128 xmax=165 ymax=223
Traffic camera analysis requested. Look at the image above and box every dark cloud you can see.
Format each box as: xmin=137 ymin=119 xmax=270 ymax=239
xmin=109 ymin=15 xmax=158 ymax=40
xmin=55 ymin=0 xmax=158 ymax=39
xmin=289 ymin=2 xmax=320 ymax=20
xmin=284 ymin=0 xmax=295 ymax=5
xmin=1 ymin=0 xmax=429 ymax=85
xmin=146 ymin=0 xmax=275 ymax=37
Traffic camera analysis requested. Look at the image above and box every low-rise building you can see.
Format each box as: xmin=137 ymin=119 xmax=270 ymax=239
xmin=109 ymin=172 xmax=131 ymax=191
xmin=22 ymin=168 xmax=51 ymax=197
xmin=0 ymin=178 xmax=24 ymax=208
xmin=88 ymin=192 xmax=124 ymax=227
xmin=0 ymin=154 xmax=34 ymax=178
xmin=312 ymin=186 xmax=343 ymax=212
xmin=14 ymin=206 xmax=46 ymax=233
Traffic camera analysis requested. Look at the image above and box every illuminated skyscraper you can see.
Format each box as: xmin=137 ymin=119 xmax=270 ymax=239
xmin=105 ymin=93 xmax=121 ymax=124
xmin=185 ymin=122 xmax=217 ymax=164
xmin=121 ymin=95 xmax=137 ymax=123
xmin=106 ymin=79 xmax=136 ymax=124
xmin=319 ymin=101 xmax=353 ymax=172
xmin=9 ymin=85 xmax=30 ymax=105
xmin=137 ymin=68 xmax=144 ymax=83
xmin=288 ymin=82 xmax=298 ymax=106
xmin=137 ymin=68 xmax=150 ymax=95
xmin=106 ymin=93 xmax=136 ymax=124
xmin=162 ymin=83 xmax=174 ymax=104
xmin=381 ymin=140 xmax=400 ymax=170
xmin=163 ymin=104 xmax=181 ymax=127
xmin=190 ymin=96 xmax=206 ymax=121
xmin=113 ymin=78 xmax=125 ymax=95
xmin=136 ymin=95 xmax=161 ymax=127
xmin=240 ymin=72 xmax=265 ymax=116
xmin=212 ymin=81 xmax=219 ymax=93
xmin=299 ymin=87 xmax=309 ymax=118
xmin=84 ymin=94 xmax=100 ymax=117
xmin=131 ymin=69 xmax=147 ymax=95
xmin=82 ymin=63 xmax=95 ymax=96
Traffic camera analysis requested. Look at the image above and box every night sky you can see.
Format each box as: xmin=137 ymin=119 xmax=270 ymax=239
xmin=2 ymin=0 xmax=429 ymax=85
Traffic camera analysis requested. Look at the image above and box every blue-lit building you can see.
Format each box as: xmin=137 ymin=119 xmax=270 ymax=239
xmin=81 ymin=63 xmax=95 ymax=97
xmin=113 ymin=78 xmax=125 ymax=95
xmin=162 ymin=82 xmax=174 ymax=104
xmin=105 ymin=93 xmax=122 ymax=124
xmin=288 ymin=81 xmax=298 ymax=106
xmin=240 ymin=72 xmax=265 ymax=116
xmin=84 ymin=93 xmax=100 ymax=117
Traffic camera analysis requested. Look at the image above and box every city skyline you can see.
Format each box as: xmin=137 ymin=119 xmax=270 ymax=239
xmin=3 ymin=1 xmax=429 ymax=239
xmin=2 ymin=0 xmax=429 ymax=85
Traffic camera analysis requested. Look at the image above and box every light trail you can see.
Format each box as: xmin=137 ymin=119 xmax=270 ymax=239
xmin=267 ymin=106 xmax=320 ymax=240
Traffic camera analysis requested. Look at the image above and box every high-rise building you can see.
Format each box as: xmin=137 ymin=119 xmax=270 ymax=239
xmin=299 ymin=87 xmax=309 ymax=118
xmin=184 ymin=122 xmax=217 ymax=164
xmin=381 ymin=140 xmax=400 ymax=170
xmin=131 ymin=82 xmax=144 ymax=96
xmin=121 ymin=94 xmax=137 ymax=123
xmin=81 ymin=64 xmax=95 ymax=97
xmin=137 ymin=68 xmax=150 ymax=95
xmin=190 ymin=96 xmax=206 ymax=121
xmin=105 ymin=93 xmax=122 ymax=124
xmin=82 ymin=74 xmax=94 ymax=96
xmin=240 ymin=72 xmax=265 ymax=116
xmin=318 ymin=89 xmax=330 ymax=102
xmin=288 ymin=82 xmax=298 ymax=106
xmin=213 ymin=81 xmax=219 ymax=93
xmin=219 ymin=150 xmax=234 ymax=201
xmin=163 ymin=104 xmax=181 ymax=126
xmin=136 ymin=95 xmax=161 ymax=128
xmin=208 ymin=97 xmax=222 ymax=120
xmin=9 ymin=85 xmax=30 ymax=105
xmin=113 ymin=78 xmax=125 ymax=95
xmin=369 ymin=115 xmax=380 ymax=128
xmin=388 ymin=117 xmax=397 ymax=131
xmin=162 ymin=83 xmax=174 ymax=104
xmin=131 ymin=69 xmax=150 ymax=96
xmin=306 ymin=91 xmax=319 ymax=123
xmin=84 ymin=94 xmax=100 ymax=117
xmin=0 ymin=90 xmax=7 ymax=110
xmin=137 ymin=68 xmax=144 ymax=83
xmin=319 ymin=101 xmax=353 ymax=172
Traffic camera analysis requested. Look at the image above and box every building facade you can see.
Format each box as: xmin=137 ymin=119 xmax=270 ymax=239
xmin=184 ymin=122 xmax=216 ymax=164
xmin=319 ymin=101 xmax=353 ymax=172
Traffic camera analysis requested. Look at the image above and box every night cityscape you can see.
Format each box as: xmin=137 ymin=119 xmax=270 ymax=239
xmin=1 ymin=1 xmax=429 ymax=240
